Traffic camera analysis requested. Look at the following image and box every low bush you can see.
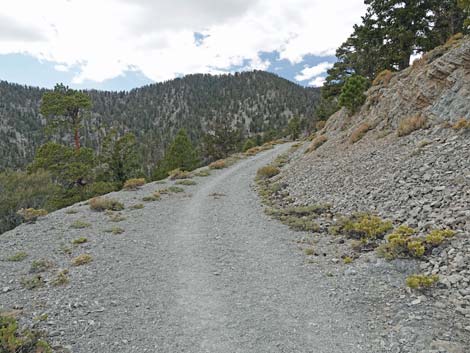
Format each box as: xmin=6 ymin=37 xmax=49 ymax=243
xmin=397 ymin=115 xmax=427 ymax=137
xmin=350 ymin=123 xmax=371 ymax=144
xmin=123 ymin=178 xmax=146 ymax=190
xmin=372 ymin=69 xmax=393 ymax=86
xmin=70 ymin=220 xmax=91 ymax=229
xmin=175 ymin=180 xmax=197 ymax=186
xmin=71 ymin=254 xmax=92 ymax=266
xmin=89 ymin=197 xmax=124 ymax=212
xmin=168 ymin=186 xmax=184 ymax=193
xmin=342 ymin=213 xmax=393 ymax=241
xmin=306 ymin=135 xmax=327 ymax=153
xmin=316 ymin=121 xmax=326 ymax=131
xmin=452 ymin=118 xmax=470 ymax=131
xmin=129 ymin=203 xmax=144 ymax=209
xmin=406 ymin=274 xmax=439 ymax=289
xmin=20 ymin=275 xmax=44 ymax=290
xmin=209 ymin=160 xmax=226 ymax=169
xmin=256 ymin=166 xmax=280 ymax=180
xmin=16 ymin=208 xmax=48 ymax=223
xmin=106 ymin=227 xmax=124 ymax=235
xmin=168 ymin=169 xmax=191 ymax=180
xmin=0 ymin=314 xmax=52 ymax=352
xmin=72 ymin=237 xmax=88 ymax=245
xmin=29 ymin=259 xmax=54 ymax=273
xmin=51 ymin=269 xmax=69 ymax=286
xmin=194 ymin=169 xmax=210 ymax=177
xmin=7 ymin=252 xmax=28 ymax=262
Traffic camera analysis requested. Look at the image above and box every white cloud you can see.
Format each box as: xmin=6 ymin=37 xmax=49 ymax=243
xmin=295 ymin=61 xmax=334 ymax=82
xmin=0 ymin=0 xmax=366 ymax=83
xmin=309 ymin=76 xmax=327 ymax=87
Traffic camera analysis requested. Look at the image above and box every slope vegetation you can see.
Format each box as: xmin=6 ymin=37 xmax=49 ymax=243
xmin=0 ymin=71 xmax=319 ymax=170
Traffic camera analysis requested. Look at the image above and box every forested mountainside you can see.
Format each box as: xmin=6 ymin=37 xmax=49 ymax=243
xmin=0 ymin=71 xmax=319 ymax=171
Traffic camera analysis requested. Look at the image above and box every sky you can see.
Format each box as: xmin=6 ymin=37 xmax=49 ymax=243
xmin=0 ymin=0 xmax=366 ymax=91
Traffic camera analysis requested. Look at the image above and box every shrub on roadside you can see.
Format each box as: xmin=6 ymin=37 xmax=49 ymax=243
xmin=0 ymin=314 xmax=52 ymax=353
xmin=243 ymin=139 xmax=256 ymax=152
xmin=123 ymin=178 xmax=145 ymax=190
xmin=168 ymin=169 xmax=191 ymax=180
xmin=209 ymin=160 xmax=226 ymax=169
xmin=89 ymin=197 xmax=124 ymax=212
xmin=256 ymin=166 xmax=280 ymax=180
xmin=16 ymin=208 xmax=48 ymax=223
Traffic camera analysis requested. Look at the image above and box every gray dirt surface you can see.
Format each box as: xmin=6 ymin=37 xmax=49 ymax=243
xmin=2 ymin=144 xmax=410 ymax=353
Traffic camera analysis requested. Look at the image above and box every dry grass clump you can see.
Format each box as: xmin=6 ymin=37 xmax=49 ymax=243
xmin=130 ymin=203 xmax=144 ymax=209
xmin=194 ymin=169 xmax=210 ymax=177
xmin=169 ymin=169 xmax=191 ymax=180
xmin=306 ymin=135 xmax=327 ymax=153
xmin=105 ymin=227 xmax=125 ymax=235
xmin=316 ymin=121 xmax=326 ymax=131
xmin=70 ymin=220 xmax=91 ymax=229
xmin=51 ymin=269 xmax=69 ymax=286
xmin=175 ymin=179 xmax=197 ymax=186
xmin=452 ymin=118 xmax=470 ymax=131
xmin=16 ymin=208 xmax=48 ymax=223
xmin=349 ymin=123 xmax=371 ymax=144
xmin=209 ymin=160 xmax=226 ymax=169
xmin=397 ymin=115 xmax=427 ymax=136
xmin=107 ymin=213 xmax=126 ymax=222
xmin=90 ymin=197 xmax=124 ymax=212
xmin=142 ymin=192 xmax=161 ymax=202
xmin=406 ymin=274 xmax=439 ymax=289
xmin=372 ymin=69 xmax=393 ymax=86
xmin=21 ymin=275 xmax=45 ymax=290
xmin=123 ymin=178 xmax=146 ymax=190
xmin=29 ymin=259 xmax=55 ymax=273
xmin=7 ymin=252 xmax=28 ymax=262
xmin=71 ymin=254 xmax=93 ymax=266
xmin=256 ymin=166 xmax=280 ymax=180
xmin=72 ymin=237 xmax=88 ymax=245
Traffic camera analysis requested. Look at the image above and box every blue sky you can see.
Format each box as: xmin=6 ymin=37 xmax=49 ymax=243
xmin=0 ymin=0 xmax=365 ymax=91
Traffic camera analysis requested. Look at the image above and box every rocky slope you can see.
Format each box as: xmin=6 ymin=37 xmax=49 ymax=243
xmin=270 ymin=36 xmax=470 ymax=351
xmin=0 ymin=71 xmax=319 ymax=170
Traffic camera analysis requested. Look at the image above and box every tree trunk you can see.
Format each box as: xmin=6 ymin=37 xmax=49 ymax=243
xmin=74 ymin=127 xmax=81 ymax=151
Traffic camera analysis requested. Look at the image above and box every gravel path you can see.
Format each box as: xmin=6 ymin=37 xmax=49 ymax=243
xmin=1 ymin=144 xmax=391 ymax=353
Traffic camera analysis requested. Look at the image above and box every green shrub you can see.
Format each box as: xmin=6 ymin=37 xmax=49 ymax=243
xmin=243 ymin=139 xmax=256 ymax=152
xmin=168 ymin=186 xmax=184 ymax=193
xmin=72 ymin=237 xmax=88 ymax=245
xmin=105 ymin=227 xmax=125 ymax=235
xmin=342 ymin=213 xmax=393 ymax=240
xmin=194 ymin=169 xmax=210 ymax=177
xmin=20 ymin=275 xmax=45 ymax=290
xmin=89 ymin=197 xmax=124 ymax=212
xmin=406 ymin=274 xmax=439 ymax=289
xmin=0 ymin=315 xmax=52 ymax=353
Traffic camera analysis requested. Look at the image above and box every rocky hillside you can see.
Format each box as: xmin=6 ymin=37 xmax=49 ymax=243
xmin=0 ymin=71 xmax=319 ymax=170
xmin=270 ymin=36 xmax=470 ymax=351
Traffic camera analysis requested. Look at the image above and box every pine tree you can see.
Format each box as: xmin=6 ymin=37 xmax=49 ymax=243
xmin=459 ymin=0 xmax=470 ymax=27
xmin=153 ymin=129 xmax=199 ymax=180
xmin=288 ymin=117 xmax=301 ymax=140
xmin=40 ymin=84 xmax=92 ymax=151
xmin=338 ymin=75 xmax=370 ymax=115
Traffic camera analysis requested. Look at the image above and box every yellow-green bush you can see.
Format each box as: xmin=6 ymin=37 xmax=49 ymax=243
xmin=406 ymin=274 xmax=439 ymax=289
xmin=342 ymin=213 xmax=393 ymax=240
xmin=0 ymin=314 xmax=52 ymax=353
xmin=71 ymin=254 xmax=92 ymax=266
xmin=168 ymin=169 xmax=191 ymax=180
xmin=452 ymin=118 xmax=470 ymax=131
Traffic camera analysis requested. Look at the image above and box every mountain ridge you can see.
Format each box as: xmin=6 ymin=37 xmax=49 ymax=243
xmin=0 ymin=70 xmax=320 ymax=171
